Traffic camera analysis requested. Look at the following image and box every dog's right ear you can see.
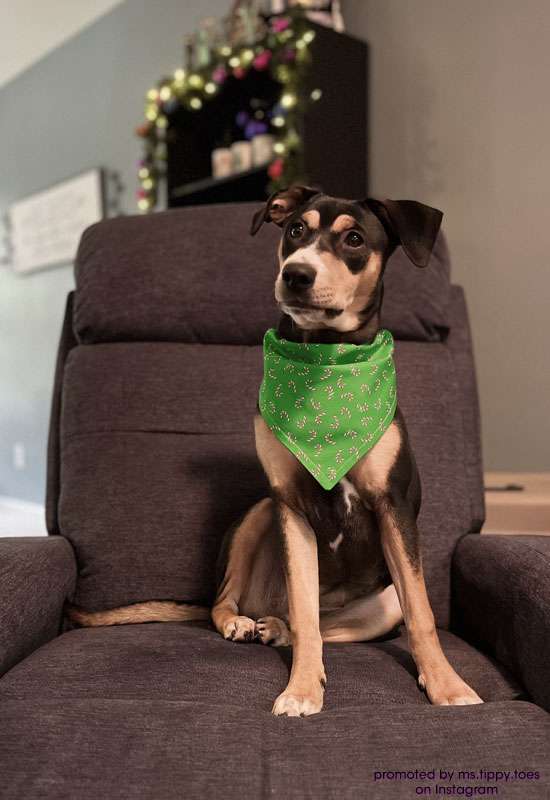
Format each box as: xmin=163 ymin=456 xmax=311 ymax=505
xmin=250 ymin=185 xmax=321 ymax=235
xmin=363 ymin=198 xmax=443 ymax=268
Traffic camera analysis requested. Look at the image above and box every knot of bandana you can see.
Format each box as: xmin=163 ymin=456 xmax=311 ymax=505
xmin=259 ymin=328 xmax=397 ymax=490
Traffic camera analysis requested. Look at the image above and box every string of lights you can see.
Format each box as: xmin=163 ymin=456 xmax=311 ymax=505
xmin=135 ymin=9 xmax=321 ymax=212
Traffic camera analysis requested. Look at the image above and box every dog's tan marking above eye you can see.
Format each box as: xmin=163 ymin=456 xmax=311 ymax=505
xmin=330 ymin=214 xmax=357 ymax=234
xmin=302 ymin=210 xmax=320 ymax=229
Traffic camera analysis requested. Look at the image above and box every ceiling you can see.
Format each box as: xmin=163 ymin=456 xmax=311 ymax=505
xmin=0 ymin=0 xmax=123 ymax=88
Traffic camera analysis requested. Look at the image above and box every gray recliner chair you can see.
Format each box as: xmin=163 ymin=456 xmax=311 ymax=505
xmin=1 ymin=203 xmax=548 ymax=799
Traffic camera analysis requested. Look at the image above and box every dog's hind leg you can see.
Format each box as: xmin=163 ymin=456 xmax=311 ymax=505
xmin=320 ymin=584 xmax=403 ymax=643
xmin=212 ymin=497 xmax=274 ymax=642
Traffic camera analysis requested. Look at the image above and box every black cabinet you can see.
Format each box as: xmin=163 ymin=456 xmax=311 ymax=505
xmin=167 ymin=23 xmax=367 ymax=207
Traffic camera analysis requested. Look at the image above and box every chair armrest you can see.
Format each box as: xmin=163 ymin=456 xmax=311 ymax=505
xmin=452 ymin=533 xmax=550 ymax=711
xmin=0 ymin=537 xmax=77 ymax=676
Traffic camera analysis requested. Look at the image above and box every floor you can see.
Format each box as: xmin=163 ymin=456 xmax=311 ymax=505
xmin=0 ymin=496 xmax=47 ymax=537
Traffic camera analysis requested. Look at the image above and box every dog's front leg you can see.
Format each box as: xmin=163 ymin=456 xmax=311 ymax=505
xmin=272 ymin=501 xmax=326 ymax=717
xmin=376 ymin=502 xmax=482 ymax=706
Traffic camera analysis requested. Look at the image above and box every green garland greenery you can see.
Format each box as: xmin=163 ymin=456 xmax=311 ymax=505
xmin=135 ymin=8 xmax=320 ymax=211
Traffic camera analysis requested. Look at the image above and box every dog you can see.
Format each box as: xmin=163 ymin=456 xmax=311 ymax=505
xmin=69 ymin=186 xmax=483 ymax=717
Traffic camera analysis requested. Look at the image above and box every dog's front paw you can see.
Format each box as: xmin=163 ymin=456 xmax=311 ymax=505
xmin=419 ymin=669 xmax=483 ymax=706
xmin=223 ymin=615 xmax=257 ymax=642
xmin=272 ymin=682 xmax=325 ymax=717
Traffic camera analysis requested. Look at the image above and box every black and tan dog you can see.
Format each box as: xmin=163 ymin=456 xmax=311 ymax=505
xmin=69 ymin=186 xmax=483 ymax=717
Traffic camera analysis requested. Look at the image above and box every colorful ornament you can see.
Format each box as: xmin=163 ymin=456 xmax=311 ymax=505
xmin=268 ymin=157 xmax=285 ymax=179
xmin=271 ymin=16 xmax=291 ymax=33
xmin=135 ymin=122 xmax=152 ymax=138
xmin=253 ymin=49 xmax=272 ymax=70
xmin=245 ymin=120 xmax=268 ymax=139
xmin=212 ymin=65 xmax=228 ymax=84
xmin=136 ymin=6 xmax=319 ymax=211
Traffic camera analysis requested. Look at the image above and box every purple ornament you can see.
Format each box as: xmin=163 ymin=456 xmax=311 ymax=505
xmin=253 ymin=50 xmax=272 ymax=70
xmin=236 ymin=110 xmax=250 ymax=128
xmin=212 ymin=66 xmax=227 ymax=84
xmin=244 ymin=120 xmax=268 ymax=140
xmin=272 ymin=17 xmax=290 ymax=33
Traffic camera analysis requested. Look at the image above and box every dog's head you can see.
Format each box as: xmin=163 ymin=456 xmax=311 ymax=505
xmin=251 ymin=185 xmax=443 ymax=332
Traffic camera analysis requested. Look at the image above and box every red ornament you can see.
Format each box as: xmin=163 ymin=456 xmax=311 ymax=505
xmin=135 ymin=122 xmax=152 ymax=138
xmin=272 ymin=17 xmax=290 ymax=33
xmin=233 ymin=66 xmax=247 ymax=79
xmin=253 ymin=50 xmax=272 ymax=71
xmin=268 ymin=158 xmax=284 ymax=180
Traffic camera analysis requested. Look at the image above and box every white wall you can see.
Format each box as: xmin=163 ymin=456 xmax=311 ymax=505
xmin=344 ymin=0 xmax=550 ymax=470
xmin=0 ymin=0 xmax=123 ymax=87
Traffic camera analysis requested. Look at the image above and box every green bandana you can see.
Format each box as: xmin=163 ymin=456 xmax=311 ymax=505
xmin=259 ymin=328 xmax=397 ymax=490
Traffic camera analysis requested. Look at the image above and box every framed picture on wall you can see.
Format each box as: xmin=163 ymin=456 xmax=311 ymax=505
xmin=8 ymin=168 xmax=104 ymax=274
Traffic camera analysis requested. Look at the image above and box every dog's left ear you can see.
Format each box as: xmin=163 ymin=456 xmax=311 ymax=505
xmin=250 ymin=185 xmax=321 ymax=235
xmin=363 ymin=199 xmax=443 ymax=268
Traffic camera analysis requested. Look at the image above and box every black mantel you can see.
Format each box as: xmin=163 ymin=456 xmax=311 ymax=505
xmin=167 ymin=23 xmax=368 ymax=207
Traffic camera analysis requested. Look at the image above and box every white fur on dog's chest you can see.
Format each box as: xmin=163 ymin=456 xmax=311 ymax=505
xmin=338 ymin=477 xmax=360 ymax=513
xmin=327 ymin=478 xmax=360 ymax=554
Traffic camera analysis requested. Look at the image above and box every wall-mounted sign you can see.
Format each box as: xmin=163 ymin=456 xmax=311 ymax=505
xmin=9 ymin=169 xmax=104 ymax=274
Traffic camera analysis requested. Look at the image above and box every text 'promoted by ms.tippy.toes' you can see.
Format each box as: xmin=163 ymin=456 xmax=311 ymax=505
xmin=373 ymin=769 xmax=541 ymax=796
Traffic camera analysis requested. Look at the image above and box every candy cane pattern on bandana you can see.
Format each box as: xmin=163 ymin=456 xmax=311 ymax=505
xmin=259 ymin=328 xmax=397 ymax=490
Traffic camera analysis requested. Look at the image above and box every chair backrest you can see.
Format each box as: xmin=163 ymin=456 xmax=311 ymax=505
xmin=46 ymin=202 xmax=484 ymax=628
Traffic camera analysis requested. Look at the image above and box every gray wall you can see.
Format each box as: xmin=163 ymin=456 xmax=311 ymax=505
xmin=2 ymin=1 xmax=548 ymax=505
xmin=0 ymin=0 xmax=229 ymax=503
xmin=344 ymin=0 xmax=550 ymax=471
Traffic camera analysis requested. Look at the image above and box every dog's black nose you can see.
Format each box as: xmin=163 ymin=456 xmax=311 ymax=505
xmin=282 ymin=263 xmax=316 ymax=291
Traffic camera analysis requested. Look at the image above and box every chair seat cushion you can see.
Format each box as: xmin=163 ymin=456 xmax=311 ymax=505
xmin=0 ymin=624 xmax=524 ymax=710
xmin=0 ymin=697 xmax=547 ymax=799
xmin=2 ymin=625 xmax=545 ymax=798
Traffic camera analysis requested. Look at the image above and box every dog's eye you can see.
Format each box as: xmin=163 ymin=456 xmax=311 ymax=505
xmin=345 ymin=231 xmax=364 ymax=248
xmin=288 ymin=222 xmax=304 ymax=239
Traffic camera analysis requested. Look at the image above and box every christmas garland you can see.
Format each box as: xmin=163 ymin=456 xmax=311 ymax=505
xmin=135 ymin=9 xmax=321 ymax=212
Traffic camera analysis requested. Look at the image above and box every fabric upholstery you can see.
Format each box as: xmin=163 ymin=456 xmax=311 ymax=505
xmin=73 ymin=204 xmax=451 ymax=346
xmin=46 ymin=292 xmax=77 ymax=535
xmin=0 ymin=537 xmax=76 ymax=676
xmin=452 ymin=534 xmax=550 ymax=712
xmin=446 ymin=286 xmax=485 ymax=530
xmin=0 ymin=624 xmax=525 ymax=709
xmin=0 ymin=696 xmax=547 ymax=799
xmin=383 ymin=229 xmax=451 ymax=341
xmin=59 ymin=338 xmax=470 ymax=625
